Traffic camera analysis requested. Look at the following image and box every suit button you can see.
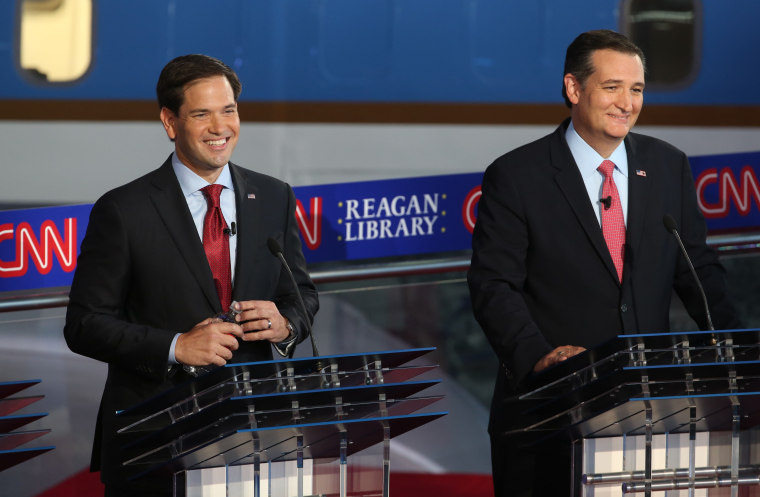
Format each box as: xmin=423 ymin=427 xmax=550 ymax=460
xmin=620 ymin=304 xmax=628 ymax=312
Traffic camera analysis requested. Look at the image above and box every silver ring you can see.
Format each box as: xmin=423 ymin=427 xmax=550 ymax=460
xmin=267 ymin=319 xmax=272 ymax=329
xmin=557 ymin=350 xmax=565 ymax=357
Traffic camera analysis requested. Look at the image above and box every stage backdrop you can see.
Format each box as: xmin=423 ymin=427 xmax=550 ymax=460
xmin=2 ymin=150 xmax=760 ymax=292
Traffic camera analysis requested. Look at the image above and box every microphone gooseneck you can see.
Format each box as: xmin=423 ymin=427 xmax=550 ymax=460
xmin=662 ymin=215 xmax=678 ymax=234
xmin=662 ymin=215 xmax=716 ymax=342
xmin=266 ymin=237 xmax=321 ymax=364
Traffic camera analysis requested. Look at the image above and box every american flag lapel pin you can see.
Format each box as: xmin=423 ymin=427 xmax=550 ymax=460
xmin=636 ymin=169 xmax=647 ymax=177
xmin=247 ymin=193 xmax=256 ymax=199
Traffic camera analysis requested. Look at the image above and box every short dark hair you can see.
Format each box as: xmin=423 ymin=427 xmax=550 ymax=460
xmin=561 ymin=30 xmax=646 ymax=108
xmin=156 ymin=54 xmax=242 ymax=115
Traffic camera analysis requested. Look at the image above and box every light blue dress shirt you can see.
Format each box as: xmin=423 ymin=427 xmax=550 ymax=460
xmin=565 ymin=121 xmax=629 ymax=226
xmin=168 ymin=154 xmax=237 ymax=363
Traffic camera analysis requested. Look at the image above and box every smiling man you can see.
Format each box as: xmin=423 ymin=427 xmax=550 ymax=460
xmin=65 ymin=54 xmax=318 ymax=497
xmin=468 ymin=30 xmax=740 ymax=497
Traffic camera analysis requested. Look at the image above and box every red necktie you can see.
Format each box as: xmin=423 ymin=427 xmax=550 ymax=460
xmin=598 ymin=160 xmax=625 ymax=282
xmin=201 ymin=184 xmax=232 ymax=310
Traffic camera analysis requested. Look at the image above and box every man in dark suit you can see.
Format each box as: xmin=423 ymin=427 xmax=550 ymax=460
xmin=64 ymin=54 xmax=318 ymax=497
xmin=468 ymin=30 xmax=740 ymax=497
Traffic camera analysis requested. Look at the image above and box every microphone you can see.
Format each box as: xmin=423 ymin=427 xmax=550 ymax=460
xmin=266 ymin=237 xmax=320 ymax=362
xmin=600 ymin=196 xmax=612 ymax=210
xmin=223 ymin=222 xmax=237 ymax=236
xmin=662 ymin=215 xmax=716 ymax=342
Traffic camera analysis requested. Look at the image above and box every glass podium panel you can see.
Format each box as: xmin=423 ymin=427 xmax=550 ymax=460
xmin=0 ymin=379 xmax=53 ymax=472
xmin=116 ymin=348 xmax=447 ymax=497
xmin=508 ymin=329 xmax=760 ymax=496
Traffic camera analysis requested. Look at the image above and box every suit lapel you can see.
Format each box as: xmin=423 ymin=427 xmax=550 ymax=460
xmin=623 ymin=134 xmax=652 ymax=270
xmin=229 ymin=163 xmax=262 ymax=300
xmin=148 ymin=157 xmax=220 ymax=311
xmin=549 ymin=122 xmax=621 ymax=284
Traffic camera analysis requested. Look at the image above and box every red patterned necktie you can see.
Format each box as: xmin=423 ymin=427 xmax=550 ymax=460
xmin=598 ymin=160 xmax=625 ymax=282
xmin=201 ymin=184 xmax=232 ymax=310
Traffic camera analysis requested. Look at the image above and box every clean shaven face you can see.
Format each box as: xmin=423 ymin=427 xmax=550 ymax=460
xmin=565 ymin=49 xmax=645 ymax=157
xmin=160 ymin=75 xmax=240 ymax=181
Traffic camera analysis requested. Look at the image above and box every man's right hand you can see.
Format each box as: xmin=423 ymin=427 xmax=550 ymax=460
xmin=175 ymin=318 xmax=244 ymax=367
xmin=533 ymin=345 xmax=586 ymax=373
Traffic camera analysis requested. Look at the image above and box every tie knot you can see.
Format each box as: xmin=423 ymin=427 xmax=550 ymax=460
xmin=201 ymin=184 xmax=224 ymax=208
xmin=598 ymin=160 xmax=615 ymax=178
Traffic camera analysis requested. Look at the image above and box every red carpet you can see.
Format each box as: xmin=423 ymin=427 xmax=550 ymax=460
xmin=35 ymin=469 xmax=104 ymax=497
xmin=35 ymin=469 xmax=493 ymax=497
xmin=391 ymin=472 xmax=494 ymax=497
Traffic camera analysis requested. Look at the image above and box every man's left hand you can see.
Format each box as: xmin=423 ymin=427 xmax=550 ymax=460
xmin=233 ymin=300 xmax=292 ymax=343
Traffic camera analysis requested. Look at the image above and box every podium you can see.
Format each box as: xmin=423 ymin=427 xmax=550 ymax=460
xmin=117 ymin=348 xmax=446 ymax=497
xmin=508 ymin=329 xmax=760 ymax=496
xmin=0 ymin=379 xmax=53 ymax=472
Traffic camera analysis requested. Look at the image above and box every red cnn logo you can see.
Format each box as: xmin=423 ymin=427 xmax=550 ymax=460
xmin=696 ymin=166 xmax=760 ymax=218
xmin=295 ymin=197 xmax=323 ymax=250
xmin=0 ymin=218 xmax=78 ymax=277
xmin=462 ymin=186 xmax=482 ymax=234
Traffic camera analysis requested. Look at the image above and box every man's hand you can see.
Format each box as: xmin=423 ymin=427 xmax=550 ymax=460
xmin=533 ymin=345 xmax=586 ymax=373
xmin=175 ymin=318 xmax=244 ymax=367
xmin=233 ymin=300 xmax=292 ymax=343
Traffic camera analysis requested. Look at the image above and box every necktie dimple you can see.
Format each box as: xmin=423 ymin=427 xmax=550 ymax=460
xmin=598 ymin=160 xmax=625 ymax=282
xmin=201 ymin=184 xmax=232 ymax=310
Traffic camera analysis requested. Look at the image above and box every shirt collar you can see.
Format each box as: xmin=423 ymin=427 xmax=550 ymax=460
xmin=566 ymin=121 xmax=628 ymax=179
xmin=171 ymin=153 xmax=234 ymax=197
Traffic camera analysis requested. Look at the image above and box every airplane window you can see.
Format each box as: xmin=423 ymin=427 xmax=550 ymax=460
xmin=17 ymin=0 xmax=93 ymax=84
xmin=621 ymin=0 xmax=701 ymax=89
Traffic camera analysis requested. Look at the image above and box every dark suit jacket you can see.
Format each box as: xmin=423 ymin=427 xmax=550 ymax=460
xmin=64 ymin=156 xmax=318 ymax=485
xmin=468 ymin=120 xmax=740 ymax=437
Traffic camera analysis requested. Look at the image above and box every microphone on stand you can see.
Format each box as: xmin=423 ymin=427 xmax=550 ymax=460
xmin=662 ymin=214 xmax=716 ymax=344
xmin=266 ymin=237 xmax=321 ymax=364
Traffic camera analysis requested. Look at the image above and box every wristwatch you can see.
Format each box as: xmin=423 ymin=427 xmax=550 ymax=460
xmin=274 ymin=319 xmax=297 ymax=357
xmin=284 ymin=321 xmax=296 ymax=342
